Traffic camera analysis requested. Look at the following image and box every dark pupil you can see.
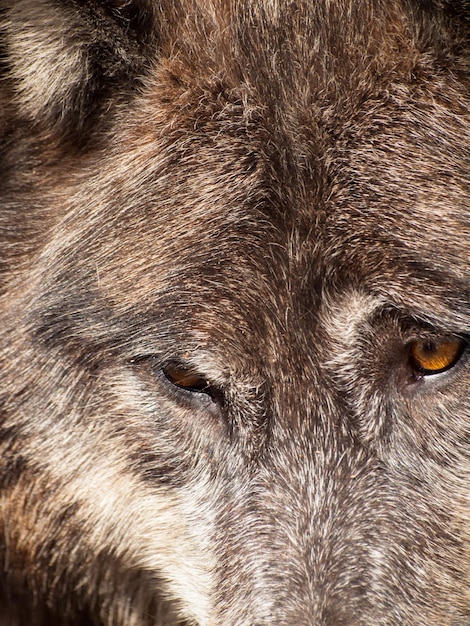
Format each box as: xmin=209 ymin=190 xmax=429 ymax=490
xmin=423 ymin=342 xmax=435 ymax=354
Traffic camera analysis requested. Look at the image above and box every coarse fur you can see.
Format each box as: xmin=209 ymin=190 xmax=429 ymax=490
xmin=0 ymin=0 xmax=469 ymax=624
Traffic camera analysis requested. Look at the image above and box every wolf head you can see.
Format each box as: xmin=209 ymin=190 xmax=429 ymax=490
xmin=0 ymin=1 xmax=469 ymax=625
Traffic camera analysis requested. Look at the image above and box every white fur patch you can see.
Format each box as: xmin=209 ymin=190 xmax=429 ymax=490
xmin=4 ymin=1 xmax=86 ymax=122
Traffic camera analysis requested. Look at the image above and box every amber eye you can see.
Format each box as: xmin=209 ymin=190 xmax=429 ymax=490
xmin=409 ymin=338 xmax=465 ymax=375
xmin=163 ymin=362 xmax=210 ymax=393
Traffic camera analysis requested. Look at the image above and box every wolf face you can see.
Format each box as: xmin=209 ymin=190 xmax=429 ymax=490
xmin=0 ymin=1 xmax=469 ymax=625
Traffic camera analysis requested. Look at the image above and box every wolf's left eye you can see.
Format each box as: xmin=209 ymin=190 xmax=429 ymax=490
xmin=162 ymin=362 xmax=210 ymax=393
xmin=409 ymin=337 xmax=465 ymax=375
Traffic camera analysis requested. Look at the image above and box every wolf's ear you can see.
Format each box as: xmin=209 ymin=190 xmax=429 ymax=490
xmin=2 ymin=0 xmax=158 ymax=138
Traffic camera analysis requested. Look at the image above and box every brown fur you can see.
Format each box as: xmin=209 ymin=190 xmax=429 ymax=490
xmin=0 ymin=1 xmax=469 ymax=624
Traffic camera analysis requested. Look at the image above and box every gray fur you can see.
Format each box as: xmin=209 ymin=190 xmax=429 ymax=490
xmin=0 ymin=1 xmax=469 ymax=624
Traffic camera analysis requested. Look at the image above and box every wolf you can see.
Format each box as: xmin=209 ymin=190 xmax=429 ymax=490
xmin=0 ymin=0 xmax=469 ymax=624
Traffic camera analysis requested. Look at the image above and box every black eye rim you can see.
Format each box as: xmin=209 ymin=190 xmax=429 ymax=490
xmin=130 ymin=354 xmax=226 ymax=406
xmin=161 ymin=360 xmax=228 ymax=408
xmin=408 ymin=336 xmax=468 ymax=378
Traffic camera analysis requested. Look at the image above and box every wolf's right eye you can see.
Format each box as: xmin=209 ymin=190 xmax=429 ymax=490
xmin=162 ymin=362 xmax=211 ymax=394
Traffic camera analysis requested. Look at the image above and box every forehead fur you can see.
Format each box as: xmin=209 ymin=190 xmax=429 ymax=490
xmin=2 ymin=0 xmax=469 ymax=333
xmin=68 ymin=0 xmax=469 ymax=324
